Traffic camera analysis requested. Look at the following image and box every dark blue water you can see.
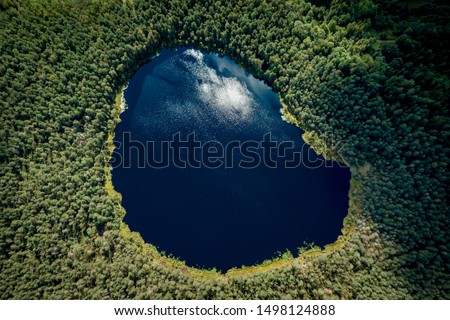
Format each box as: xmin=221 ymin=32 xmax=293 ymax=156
xmin=111 ymin=48 xmax=350 ymax=271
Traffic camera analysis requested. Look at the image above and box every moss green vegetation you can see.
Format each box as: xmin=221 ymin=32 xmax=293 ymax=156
xmin=1 ymin=0 xmax=449 ymax=299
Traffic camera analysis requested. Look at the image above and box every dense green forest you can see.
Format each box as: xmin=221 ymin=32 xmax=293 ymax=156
xmin=1 ymin=0 xmax=449 ymax=299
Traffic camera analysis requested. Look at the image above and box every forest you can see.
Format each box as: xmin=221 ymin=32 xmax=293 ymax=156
xmin=0 ymin=0 xmax=449 ymax=299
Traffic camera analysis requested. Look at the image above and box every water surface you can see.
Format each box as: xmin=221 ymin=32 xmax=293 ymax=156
xmin=112 ymin=48 xmax=350 ymax=271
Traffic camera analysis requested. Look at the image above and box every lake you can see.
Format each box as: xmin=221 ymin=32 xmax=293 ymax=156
xmin=111 ymin=48 xmax=350 ymax=271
